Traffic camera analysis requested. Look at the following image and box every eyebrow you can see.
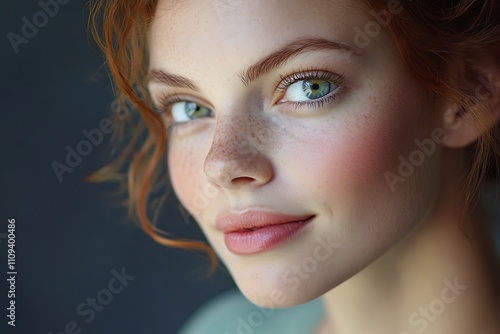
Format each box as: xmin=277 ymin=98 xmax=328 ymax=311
xmin=147 ymin=37 xmax=361 ymax=92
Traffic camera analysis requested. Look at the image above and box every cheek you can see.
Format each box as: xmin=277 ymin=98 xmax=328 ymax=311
xmin=332 ymin=115 xmax=417 ymax=192
xmin=287 ymin=96 xmax=424 ymax=201
xmin=281 ymin=85 xmax=437 ymax=255
xmin=167 ymin=137 xmax=208 ymax=217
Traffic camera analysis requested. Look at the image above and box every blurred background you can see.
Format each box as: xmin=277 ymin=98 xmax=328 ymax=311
xmin=0 ymin=1 xmax=235 ymax=333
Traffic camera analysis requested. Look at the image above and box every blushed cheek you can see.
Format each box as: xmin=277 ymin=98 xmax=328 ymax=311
xmin=290 ymin=109 xmax=420 ymax=202
xmin=344 ymin=116 xmax=419 ymax=191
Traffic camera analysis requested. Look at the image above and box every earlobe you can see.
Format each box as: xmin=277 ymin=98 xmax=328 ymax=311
xmin=440 ymin=66 xmax=500 ymax=149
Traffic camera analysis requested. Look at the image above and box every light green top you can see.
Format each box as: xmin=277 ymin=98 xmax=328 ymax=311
xmin=177 ymin=289 xmax=324 ymax=334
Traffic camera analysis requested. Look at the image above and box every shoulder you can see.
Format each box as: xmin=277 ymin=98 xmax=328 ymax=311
xmin=177 ymin=288 xmax=324 ymax=334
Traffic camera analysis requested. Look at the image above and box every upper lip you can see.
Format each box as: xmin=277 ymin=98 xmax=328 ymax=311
xmin=216 ymin=210 xmax=315 ymax=233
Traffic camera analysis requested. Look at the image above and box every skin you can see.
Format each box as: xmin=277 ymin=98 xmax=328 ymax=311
xmin=146 ymin=0 xmax=500 ymax=333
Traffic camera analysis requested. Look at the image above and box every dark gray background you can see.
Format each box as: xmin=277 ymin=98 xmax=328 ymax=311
xmin=0 ymin=1 xmax=235 ymax=334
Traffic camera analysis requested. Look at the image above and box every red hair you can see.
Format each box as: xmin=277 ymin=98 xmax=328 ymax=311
xmin=87 ymin=0 xmax=500 ymax=271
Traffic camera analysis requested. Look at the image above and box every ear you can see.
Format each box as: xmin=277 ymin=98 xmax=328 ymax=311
xmin=440 ymin=51 xmax=500 ymax=148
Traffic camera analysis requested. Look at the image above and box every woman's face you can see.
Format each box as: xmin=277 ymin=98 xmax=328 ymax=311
xmin=148 ymin=0 xmax=442 ymax=307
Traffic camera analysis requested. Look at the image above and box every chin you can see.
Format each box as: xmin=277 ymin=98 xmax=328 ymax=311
xmin=236 ymin=269 xmax=360 ymax=309
xmin=224 ymin=256 xmax=353 ymax=308
xmin=236 ymin=281 xmax=323 ymax=308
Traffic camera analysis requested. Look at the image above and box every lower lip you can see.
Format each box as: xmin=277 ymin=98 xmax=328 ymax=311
xmin=223 ymin=217 xmax=314 ymax=255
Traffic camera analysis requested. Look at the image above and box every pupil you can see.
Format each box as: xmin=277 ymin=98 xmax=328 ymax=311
xmin=311 ymin=83 xmax=319 ymax=90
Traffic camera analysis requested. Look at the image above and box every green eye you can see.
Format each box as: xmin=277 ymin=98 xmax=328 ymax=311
xmin=172 ymin=101 xmax=213 ymax=122
xmin=303 ymin=80 xmax=331 ymax=99
xmin=285 ymin=79 xmax=336 ymax=101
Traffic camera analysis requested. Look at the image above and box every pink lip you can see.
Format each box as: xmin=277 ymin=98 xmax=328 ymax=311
xmin=216 ymin=211 xmax=315 ymax=255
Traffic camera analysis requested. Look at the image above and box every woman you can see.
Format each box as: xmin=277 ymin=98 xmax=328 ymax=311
xmin=88 ymin=0 xmax=500 ymax=333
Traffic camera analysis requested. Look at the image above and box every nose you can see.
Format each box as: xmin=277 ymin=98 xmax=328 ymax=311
xmin=203 ymin=115 xmax=274 ymax=189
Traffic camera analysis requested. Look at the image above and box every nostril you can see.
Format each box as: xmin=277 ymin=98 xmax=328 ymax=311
xmin=230 ymin=176 xmax=258 ymax=185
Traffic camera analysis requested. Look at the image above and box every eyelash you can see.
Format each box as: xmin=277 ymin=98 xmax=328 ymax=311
xmin=156 ymin=68 xmax=345 ymax=129
xmin=275 ymin=68 xmax=345 ymax=111
xmin=156 ymin=94 xmax=195 ymax=131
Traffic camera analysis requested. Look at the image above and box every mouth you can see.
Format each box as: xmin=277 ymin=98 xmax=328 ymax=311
xmin=216 ymin=211 xmax=315 ymax=255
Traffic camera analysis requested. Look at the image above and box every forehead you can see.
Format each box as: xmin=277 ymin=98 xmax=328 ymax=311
xmin=148 ymin=0 xmax=371 ymax=68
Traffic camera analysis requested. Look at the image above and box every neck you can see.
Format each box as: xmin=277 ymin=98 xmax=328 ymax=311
xmin=319 ymin=151 xmax=500 ymax=334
